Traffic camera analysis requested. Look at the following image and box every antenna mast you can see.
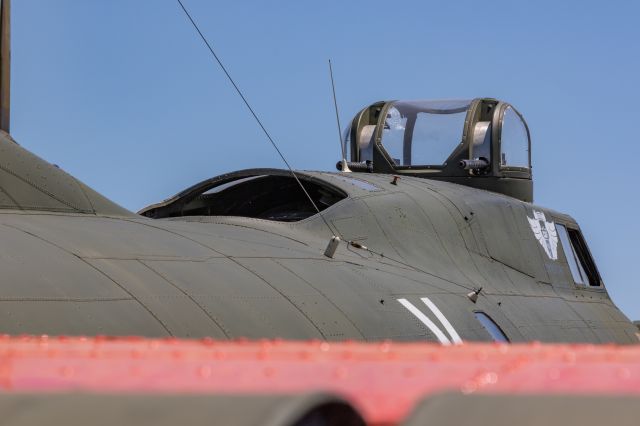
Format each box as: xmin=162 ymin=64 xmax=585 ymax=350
xmin=328 ymin=60 xmax=349 ymax=172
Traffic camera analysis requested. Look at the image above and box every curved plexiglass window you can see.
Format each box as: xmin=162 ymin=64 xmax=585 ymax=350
xmin=381 ymin=100 xmax=471 ymax=166
xmin=500 ymin=106 xmax=530 ymax=168
xmin=474 ymin=312 xmax=510 ymax=343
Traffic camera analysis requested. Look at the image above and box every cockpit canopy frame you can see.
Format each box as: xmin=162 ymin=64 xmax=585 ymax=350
xmin=346 ymin=98 xmax=533 ymax=202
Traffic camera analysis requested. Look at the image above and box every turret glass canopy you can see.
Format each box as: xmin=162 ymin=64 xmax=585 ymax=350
xmin=344 ymin=98 xmax=533 ymax=201
xmin=379 ymin=100 xmax=471 ymax=167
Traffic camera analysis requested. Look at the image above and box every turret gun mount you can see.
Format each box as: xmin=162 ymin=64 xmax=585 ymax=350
xmin=340 ymin=98 xmax=532 ymax=202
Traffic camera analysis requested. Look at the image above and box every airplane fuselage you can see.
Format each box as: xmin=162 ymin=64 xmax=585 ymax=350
xmin=0 ymin=132 xmax=634 ymax=343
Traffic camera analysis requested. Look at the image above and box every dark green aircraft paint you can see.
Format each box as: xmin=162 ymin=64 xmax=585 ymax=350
xmin=0 ymin=0 xmax=636 ymax=344
xmin=0 ymin=393 xmax=364 ymax=426
xmin=403 ymin=393 xmax=640 ymax=426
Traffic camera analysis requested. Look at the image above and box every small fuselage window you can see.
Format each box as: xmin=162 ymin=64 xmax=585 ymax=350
xmin=556 ymin=224 xmax=602 ymax=287
xmin=474 ymin=312 xmax=510 ymax=343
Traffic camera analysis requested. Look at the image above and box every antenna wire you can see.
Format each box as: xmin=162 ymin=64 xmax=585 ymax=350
xmin=176 ymin=0 xmax=339 ymax=237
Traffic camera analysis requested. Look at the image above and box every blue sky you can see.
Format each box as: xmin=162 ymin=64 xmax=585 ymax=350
xmin=11 ymin=1 xmax=640 ymax=319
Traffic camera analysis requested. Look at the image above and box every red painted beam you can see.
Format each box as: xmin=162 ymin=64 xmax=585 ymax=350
xmin=0 ymin=336 xmax=639 ymax=425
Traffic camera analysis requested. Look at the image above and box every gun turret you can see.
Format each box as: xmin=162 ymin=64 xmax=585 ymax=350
xmin=459 ymin=158 xmax=490 ymax=170
xmin=336 ymin=161 xmax=373 ymax=173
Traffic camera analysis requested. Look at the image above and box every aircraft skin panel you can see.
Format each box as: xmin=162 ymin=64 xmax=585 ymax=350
xmin=0 ymin=300 xmax=170 ymax=337
xmin=2 ymin=214 xmax=220 ymax=260
xmin=234 ymin=258 xmax=365 ymax=340
xmin=398 ymin=177 xmax=489 ymax=257
xmin=362 ymin=192 xmax=476 ymax=288
xmin=566 ymin=299 xmax=637 ymax=343
xmin=0 ymin=222 xmax=131 ymax=299
xmin=154 ymin=219 xmax=320 ymax=259
xmin=143 ymin=258 xmax=326 ymax=340
xmin=0 ymin=189 xmax=636 ymax=343
xmin=275 ymin=258 xmax=406 ymax=341
xmin=86 ymin=258 xmax=229 ymax=338
xmin=0 ymin=169 xmax=78 ymax=212
xmin=496 ymin=259 xmax=555 ymax=296
xmin=0 ymin=124 xmax=636 ymax=343
xmin=496 ymin=295 xmax=602 ymax=342
xmin=0 ymin=132 xmax=131 ymax=216
xmin=0 ymin=393 xmax=365 ymax=426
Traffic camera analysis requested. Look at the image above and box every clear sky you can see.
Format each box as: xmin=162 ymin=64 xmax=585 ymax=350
xmin=10 ymin=1 xmax=640 ymax=320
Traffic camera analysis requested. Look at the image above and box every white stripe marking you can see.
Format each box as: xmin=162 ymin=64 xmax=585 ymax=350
xmin=397 ymin=298 xmax=451 ymax=345
xmin=421 ymin=297 xmax=463 ymax=344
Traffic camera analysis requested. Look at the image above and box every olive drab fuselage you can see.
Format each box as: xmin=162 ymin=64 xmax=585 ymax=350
xmin=0 ymin=0 xmax=635 ymax=344
xmin=0 ymin=127 xmax=635 ymax=343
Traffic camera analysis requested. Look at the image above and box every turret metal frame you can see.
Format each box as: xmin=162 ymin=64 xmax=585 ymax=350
xmin=348 ymin=98 xmax=533 ymax=202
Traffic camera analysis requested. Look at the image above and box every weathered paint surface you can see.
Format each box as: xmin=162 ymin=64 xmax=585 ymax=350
xmin=0 ymin=124 xmax=635 ymax=343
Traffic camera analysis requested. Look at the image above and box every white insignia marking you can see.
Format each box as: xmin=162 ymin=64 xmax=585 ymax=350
xmin=397 ymin=298 xmax=462 ymax=345
xmin=398 ymin=298 xmax=451 ymax=345
xmin=421 ymin=297 xmax=463 ymax=344
xmin=527 ymin=209 xmax=559 ymax=260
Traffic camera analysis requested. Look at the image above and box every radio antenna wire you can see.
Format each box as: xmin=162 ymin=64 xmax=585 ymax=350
xmin=176 ymin=0 xmax=340 ymax=240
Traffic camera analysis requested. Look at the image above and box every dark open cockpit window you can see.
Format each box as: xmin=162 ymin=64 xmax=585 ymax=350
xmin=140 ymin=174 xmax=347 ymax=222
